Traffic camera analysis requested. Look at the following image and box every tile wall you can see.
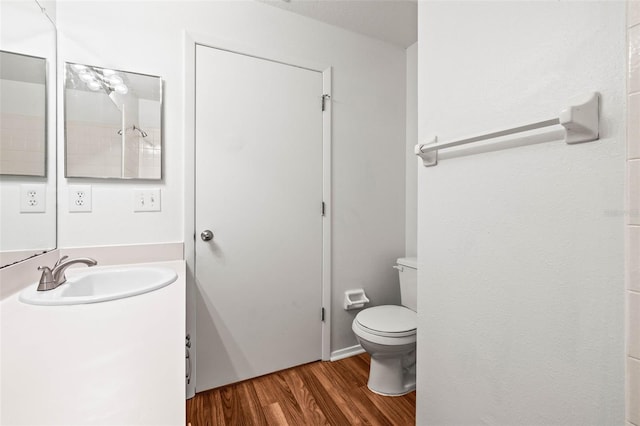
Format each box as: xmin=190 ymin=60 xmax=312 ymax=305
xmin=0 ymin=113 xmax=45 ymax=176
xmin=628 ymin=2 xmax=640 ymax=425
xmin=66 ymin=122 xmax=160 ymax=178
xmin=137 ymin=128 xmax=161 ymax=179
xmin=66 ymin=121 xmax=122 ymax=177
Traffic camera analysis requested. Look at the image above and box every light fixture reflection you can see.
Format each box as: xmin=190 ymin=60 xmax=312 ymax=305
xmin=71 ymin=64 xmax=87 ymax=73
xmin=69 ymin=63 xmax=130 ymax=95
xmin=87 ymin=80 xmax=101 ymax=91
xmin=79 ymin=73 xmax=94 ymax=83
xmin=107 ymin=75 xmax=123 ymax=85
xmin=114 ymin=84 xmax=128 ymax=94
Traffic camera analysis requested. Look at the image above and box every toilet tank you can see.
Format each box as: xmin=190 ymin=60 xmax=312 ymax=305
xmin=397 ymin=257 xmax=417 ymax=311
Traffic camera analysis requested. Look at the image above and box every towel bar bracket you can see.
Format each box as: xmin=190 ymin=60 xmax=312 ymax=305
xmin=560 ymin=92 xmax=600 ymax=144
xmin=414 ymin=137 xmax=438 ymax=167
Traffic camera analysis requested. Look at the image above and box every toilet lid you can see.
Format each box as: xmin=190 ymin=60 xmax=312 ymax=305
xmin=355 ymin=305 xmax=416 ymax=337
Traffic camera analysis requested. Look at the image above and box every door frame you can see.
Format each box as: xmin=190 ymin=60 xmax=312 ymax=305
xmin=183 ymin=32 xmax=333 ymax=395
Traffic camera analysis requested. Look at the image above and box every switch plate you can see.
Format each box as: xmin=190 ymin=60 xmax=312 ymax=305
xmin=69 ymin=185 xmax=92 ymax=212
xmin=20 ymin=184 xmax=46 ymax=213
xmin=133 ymin=189 xmax=161 ymax=212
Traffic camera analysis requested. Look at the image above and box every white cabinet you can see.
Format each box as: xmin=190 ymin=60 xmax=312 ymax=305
xmin=1 ymin=261 xmax=185 ymax=425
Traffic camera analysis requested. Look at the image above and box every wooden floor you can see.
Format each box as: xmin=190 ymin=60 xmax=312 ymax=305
xmin=186 ymin=353 xmax=416 ymax=426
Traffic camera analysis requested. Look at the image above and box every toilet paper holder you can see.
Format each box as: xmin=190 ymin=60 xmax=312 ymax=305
xmin=344 ymin=289 xmax=370 ymax=310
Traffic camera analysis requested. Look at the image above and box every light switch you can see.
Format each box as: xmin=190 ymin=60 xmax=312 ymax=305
xmin=133 ymin=189 xmax=161 ymax=212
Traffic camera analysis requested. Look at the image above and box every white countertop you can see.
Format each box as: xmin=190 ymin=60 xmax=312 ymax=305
xmin=0 ymin=260 xmax=186 ymax=425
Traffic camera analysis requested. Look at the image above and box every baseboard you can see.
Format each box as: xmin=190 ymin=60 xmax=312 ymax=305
xmin=330 ymin=344 xmax=365 ymax=362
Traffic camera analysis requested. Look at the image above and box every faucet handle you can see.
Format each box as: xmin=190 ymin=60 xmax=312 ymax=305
xmin=37 ymin=266 xmax=54 ymax=291
xmin=54 ymin=255 xmax=69 ymax=268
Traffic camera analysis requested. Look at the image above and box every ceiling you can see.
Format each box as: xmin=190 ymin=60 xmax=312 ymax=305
xmin=257 ymin=0 xmax=417 ymax=48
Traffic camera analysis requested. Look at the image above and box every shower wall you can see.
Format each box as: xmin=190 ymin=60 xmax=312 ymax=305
xmin=626 ymin=2 xmax=640 ymax=425
xmin=0 ymin=80 xmax=45 ymax=176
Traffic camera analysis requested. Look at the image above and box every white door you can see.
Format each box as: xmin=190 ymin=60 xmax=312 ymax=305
xmin=194 ymin=45 xmax=324 ymax=391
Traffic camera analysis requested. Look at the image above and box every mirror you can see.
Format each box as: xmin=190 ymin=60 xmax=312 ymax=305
xmin=0 ymin=51 xmax=47 ymax=177
xmin=64 ymin=63 xmax=163 ymax=179
xmin=0 ymin=1 xmax=57 ymax=268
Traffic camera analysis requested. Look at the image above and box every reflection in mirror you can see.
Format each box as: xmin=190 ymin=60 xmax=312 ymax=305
xmin=0 ymin=51 xmax=47 ymax=177
xmin=65 ymin=63 xmax=162 ymax=179
xmin=0 ymin=0 xmax=56 ymax=268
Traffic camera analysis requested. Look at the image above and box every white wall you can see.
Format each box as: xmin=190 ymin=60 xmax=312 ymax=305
xmin=0 ymin=80 xmax=45 ymax=116
xmin=56 ymin=1 xmax=406 ymax=357
xmin=406 ymin=42 xmax=417 ymax=257
xmin=65 ymin=89 xmax=120 ymax=123
xmin=417 ymin=2 xmax=625 ymax=425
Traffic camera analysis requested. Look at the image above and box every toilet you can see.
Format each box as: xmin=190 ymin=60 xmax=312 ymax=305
xmin=352 ymin=257 xmax=417 ymax=396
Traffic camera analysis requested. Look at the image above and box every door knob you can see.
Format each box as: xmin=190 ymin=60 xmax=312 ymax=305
xmin=201 ymin=230 xmax=214 ymax=241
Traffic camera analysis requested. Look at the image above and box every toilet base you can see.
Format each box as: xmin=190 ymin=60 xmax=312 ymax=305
xmin=367 ymin=353 xmax=416 ymax=396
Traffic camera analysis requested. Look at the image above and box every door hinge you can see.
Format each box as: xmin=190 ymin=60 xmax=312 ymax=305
xmin=321 ymin=201 xmax=326 ymax=216
xmin=321 ymin=94 xmax=331 ymax=112
xmin=321 ymin=307 xmax=325 ymax=322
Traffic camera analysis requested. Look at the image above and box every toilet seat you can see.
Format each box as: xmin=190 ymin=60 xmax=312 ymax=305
xmin=355 ymin=305 xmax=416 ymax=338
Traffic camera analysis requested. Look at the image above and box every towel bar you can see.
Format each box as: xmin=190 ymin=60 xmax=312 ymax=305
xmin=415 ymin=92 xmax=599 ymax=167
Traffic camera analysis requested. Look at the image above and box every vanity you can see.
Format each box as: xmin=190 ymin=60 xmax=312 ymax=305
xmin=1 ymin=1 xmax=186 ymax=423
xmin=0 ymin=259 xmax=185 ymax=425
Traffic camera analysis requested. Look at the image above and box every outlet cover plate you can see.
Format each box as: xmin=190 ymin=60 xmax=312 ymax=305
xmin=20 ymin=184 xmax=46 ymax=213
xmin=69 ymin=185 xmax=92 ymax=212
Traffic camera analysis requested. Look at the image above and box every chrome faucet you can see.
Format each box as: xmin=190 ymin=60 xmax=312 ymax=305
xmin=37 ymin=256 xmax=98 ymax=291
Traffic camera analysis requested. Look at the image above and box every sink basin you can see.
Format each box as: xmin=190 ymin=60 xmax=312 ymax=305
xmin=19 ymin=266 xmax=178 ymax=306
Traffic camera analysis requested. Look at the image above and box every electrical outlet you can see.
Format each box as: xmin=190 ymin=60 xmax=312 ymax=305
xmin=133 ymin=189 xmax=161 ymax=212
xmin=69 ymin=185 xmax=92 ymax=212
xmin=20 ymin=184 xmax=46 ymax=213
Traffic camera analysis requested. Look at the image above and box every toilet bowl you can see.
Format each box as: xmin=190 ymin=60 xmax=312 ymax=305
xmin=352 ymin=257 xmax=417 ymax=396
xmin=353 ymin=305 xmax=416 ymax=396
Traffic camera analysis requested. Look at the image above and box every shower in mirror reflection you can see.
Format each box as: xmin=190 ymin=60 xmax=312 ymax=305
xmin=64 ymin=62 xmax=162 ymax=180
xmin=118 ymin=125 xmax=148 ymax=138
